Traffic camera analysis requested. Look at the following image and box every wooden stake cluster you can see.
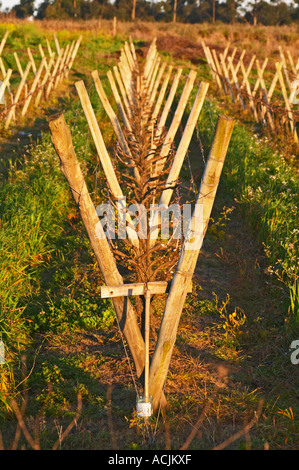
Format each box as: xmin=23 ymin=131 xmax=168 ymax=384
xmin=202 ymin=41 xmax=298 ymax=144
xmin=49 ymin=38 xmax=235 ymax=413
xmin=0 ymin=31 xmax=82 ymax=129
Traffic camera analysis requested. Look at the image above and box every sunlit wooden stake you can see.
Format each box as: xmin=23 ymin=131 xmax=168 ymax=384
xmin=48 ymin=113 xmax=145 ymax=378
xmin=149 ymin=115 xmax=235 ymax=412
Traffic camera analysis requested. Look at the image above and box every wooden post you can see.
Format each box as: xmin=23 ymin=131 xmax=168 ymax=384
xmin=54 ymin=34 xmax=61 ymax=55
xmin=212 ymin=49 xmax=227 ymax=94
xmin=202 ymin=42 xmax=222 ymax=90
xmin=14 ymin=52 xmax=24 ymax=77
xmin=148 ymin=115 xmax=235 ymax=412
xmin=5 ymin=62 xmax=32 ymax=129
xmin=75 ymin=80 xmax=140 ymax=249
xmin=65 ymin=36 xmax=82 ymax=79
xmin=256 ymin=59 xmax=274 ymax=130
xmin=27 ymin=47 xmax=37 ymax=75
xmin=149 ymin=61 xmax=166 ymax=107
xmin=156 ymin=68 xmax=183 ymax=137
xmin=0 ymin=60 xmax=14 ymax=113
xmin=46 ymin=49 xmax=63 ymax=99
xmin=234 ymin=49 xmax=246 ymax=76
xmin=240 ymin=59 xmax=258 ymax=120
xmin=151 ymin=65 xmax=173 ymax=122
xmin=21 ymin=57 xmax=46 ymax=117
xmin=240 ymin=54 xmax=256 ymax=91
xmin=220 ymin=53 xmax=235 ymax=102
xmin=63 ymin=40 xmax=75 ymax=79
xmin=275 ymin=62 xmax=298 ymax=143
xmin=0 ymin=68 xmax=12 ymax=105
xmin=129 ymin=36 xmax=137 ymax=63
xmin=107 ymin=69 xmax=132 ymax=131
xmin=278 ymin=45 xmax=291 ymax=91
xmin=113 ymin=65 xmax=133 ymax=119
xmin=46 ymin=38 xmax=53 ymax=57
xmin=35 ymin=55 xmax=55 ymax=107
xmin=154 ymin=69 xmax=197 ymax=175
xmin=150 ymin=81 xmax=209 ymax=247
xmin=144 ymin=39 xmax=157 ymax=80
xmin=48 ymin=113 xmax=145 ymax=378
xmin=91 ymin=69 xmax=140 ymax=183
xmin=113 ymin=16 xmax=117 ymax=37
xmin=227 ymin=56 xmax=245 ymax=108
xmin=55 ymin=44 xmax=70 ymax=87
xmin=0 ymin=31 xmax=9 ymax=56
xmin=286 ymin=50 xmax=296 ymax=75
xmin=144 ymin=288 xmax=151 ymax=403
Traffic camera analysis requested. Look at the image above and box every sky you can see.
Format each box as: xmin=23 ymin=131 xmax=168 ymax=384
xmin=1 ymin=0 xmax=42 ymax=10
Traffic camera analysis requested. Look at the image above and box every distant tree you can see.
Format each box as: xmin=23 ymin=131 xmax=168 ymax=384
xmin=243 ymin=0 xmax=293 ymax=25
xmin=13 ymin=0 xmax=35 ymax=17
xmin=292 ymin=0 xmax=299 ymax=21
xmin=217 ymin=0 xmax=241 ymax=22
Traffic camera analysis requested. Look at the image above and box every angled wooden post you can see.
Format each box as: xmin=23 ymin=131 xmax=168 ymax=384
xmin=21 ymin=57 xmax=46 ymax=116
xmin=65 ymin=36 xmax=82 ymax=79
xmin=212 ymin=49 xmax=227 ymax=94
xmin=149 ymin=115 xmax=235 ymax=412
xmin=154 ymin=69 xmax=197 ymax=175
xmin=286 ymin=50 xmax=296 ymax=75
xmin=75 ymin=80 xmax=140 ymax=249
xmin=220 ymin=53 xmax=235 ymax=102
xmin=149 ymin=61 xmax=167 ymax=107
xmin=35 ymin=55 xmax=55 ymax=107
xmin=278 ymin=45 xmax=291 ymax=91
xmin=27 ymin=47 xmax=37 ymax=75
xmin=55 ymin=44 xmax=70 ymax=87
xmin=149 ymin=81 xmax=210 ymax=248
xmin=227 ymin=56 xmax=245 ymax=108
xmin=5 ymin=62 xmax=32 ymax=129
xmin=0 ymin=30 xmax=9 ymax=56
xmin=151 ymin=65 xmax=173 ymax=122
xmin=45 ymin=49 xmax=63 ymax=99
xmin=275 ymin=61 xmax=298 ymax=143
xmin=113 ymin=65 xmax=133 ymax=119
xmin=46 ymin=38 xmax=53 ymax=57
xmin=156 ymin=67 xmax=183 ymax=137
xmin=240 ymin=59 xmax=258 ymax=120
xmin=129 ymin=36 xmax=137 ymax=63
xmin=234 ymin=49 xmax=246 ymax=76
xmin=202 ymin=42 xmax=222 ymax=90
xmin=91 ymin=69 xmax=141 ymax=183
xmin=107 ymin=69 xmax=132 ymax=131
xmin=0 ymin=59 xmax=15 ymax=114
xmin=256 ymin=59 xmax=275 ymax=130
xmin=54 ymin=34 xmax=61 ymax=55
xmin=240 ymin=54 xmax=256 ymax=91
xmin=48 ymin=113 xmax=145 ymax=378
xmin=0 ymin=68 xmax=12 ymax=105
xmin=14 ymin=52 xmax=24 ymax=77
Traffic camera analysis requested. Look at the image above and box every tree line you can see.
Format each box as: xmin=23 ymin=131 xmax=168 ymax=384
xmin=2 ymin=0 xmax=299 ymax=25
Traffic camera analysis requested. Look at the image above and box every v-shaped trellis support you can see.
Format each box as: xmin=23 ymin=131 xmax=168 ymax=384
xmin=49 ymin=38 xmax=235 ymax=414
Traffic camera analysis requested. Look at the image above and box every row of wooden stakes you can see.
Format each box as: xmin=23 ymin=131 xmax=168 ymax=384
xmin=49 ymin=38 xmax=236 ymax=413
xmin=202 ymin=40 xmax=299 ymax=144
xmin=0 ymin=31 xmax=81 ymax=129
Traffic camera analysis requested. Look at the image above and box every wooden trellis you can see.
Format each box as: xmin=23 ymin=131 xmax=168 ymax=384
xmin=0 ymin=31 xmax=82 ymax=129
xmin=49 ymin=38 xmax=235 ymax=415
xmin=202 ymin=40 xmax=299 ymax=145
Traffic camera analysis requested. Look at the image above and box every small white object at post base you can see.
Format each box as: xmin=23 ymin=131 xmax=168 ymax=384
xmin=136 ymin=396 xmax=152 ymax=418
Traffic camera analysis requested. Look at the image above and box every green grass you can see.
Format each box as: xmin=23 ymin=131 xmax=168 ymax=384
xmin=196 ymin=99 xmax=299 ymax=328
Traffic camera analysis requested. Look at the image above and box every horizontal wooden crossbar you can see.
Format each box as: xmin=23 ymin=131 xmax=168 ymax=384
xmin=100 ymin=280 xmax=192 ymax=298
